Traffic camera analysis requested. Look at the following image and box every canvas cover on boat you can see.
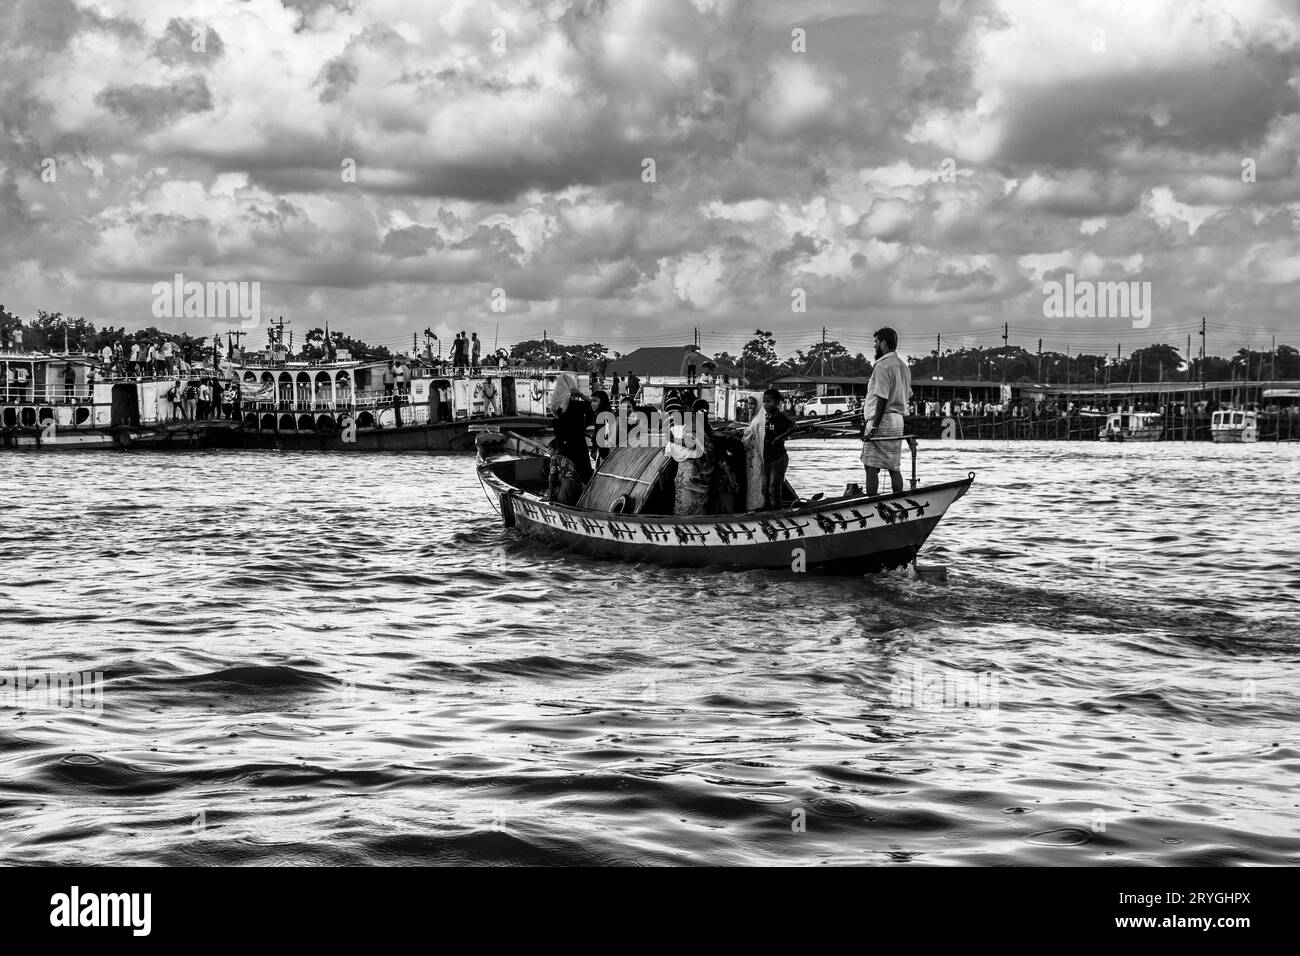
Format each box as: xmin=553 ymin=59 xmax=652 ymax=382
xmin=576 ymin=446 xmax=673 ymax=514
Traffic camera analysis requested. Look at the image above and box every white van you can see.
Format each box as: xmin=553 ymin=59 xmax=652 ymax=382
xmin=800 ymin=394 xmax=855 ymax=417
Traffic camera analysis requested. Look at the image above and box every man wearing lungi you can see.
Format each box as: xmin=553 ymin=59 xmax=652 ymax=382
xmin=861 ymin=326 xmax=911 ymax=497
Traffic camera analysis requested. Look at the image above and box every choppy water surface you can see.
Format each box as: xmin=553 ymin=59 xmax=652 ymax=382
xmin=2 ymin=439 xmax=1298 ymax=866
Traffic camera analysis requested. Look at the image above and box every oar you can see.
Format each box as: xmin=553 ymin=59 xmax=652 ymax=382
xmin=504 ymin=430 xmax=555 ymax=456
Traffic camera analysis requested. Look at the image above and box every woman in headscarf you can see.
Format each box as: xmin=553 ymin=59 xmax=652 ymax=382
xmin=590 ymin=389 xmax=613 ymax=468
xmin=665 ymin=395 xmax=717 ymax=515
xmin=664 ymin=397 xmax=715 ymax=515
xmin=741 ymin=395 xmax=766 ymax=511
xmin=549 ymin=371 xmax=595 ymax=483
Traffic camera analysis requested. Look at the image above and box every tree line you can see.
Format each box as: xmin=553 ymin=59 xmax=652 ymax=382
xmin=4 ymin=307 xmax=1294 ymax=386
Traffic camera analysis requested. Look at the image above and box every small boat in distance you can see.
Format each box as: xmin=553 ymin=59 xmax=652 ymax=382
xmin=1100 ymin=410 xmax=1162 ymax=442
xmin=477 ymin=431 xmax=974 ymax=574
xmin=1211 ymin=408 xmax=1258 ymax=443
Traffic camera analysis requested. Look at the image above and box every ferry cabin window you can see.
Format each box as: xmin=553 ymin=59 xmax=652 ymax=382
xmin=355 ymin=369 xmax=371 ymax=390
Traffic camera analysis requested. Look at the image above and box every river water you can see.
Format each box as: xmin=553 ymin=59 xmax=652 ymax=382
xmin=2 ymin=439 xmax=1298 ymax=865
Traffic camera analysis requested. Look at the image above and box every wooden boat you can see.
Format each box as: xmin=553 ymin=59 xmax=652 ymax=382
xmin=476 ymin=431 xmax=974 ymax=573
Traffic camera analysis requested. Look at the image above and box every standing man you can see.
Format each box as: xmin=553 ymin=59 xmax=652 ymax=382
xmin=861 ymin=326 xmax=912 ymax=497
xmin=197 ymin=379 xmax=211 ymax=419
xmin=626 ymin=371 xmax=640 ymax=404
xmin=470 ymin=332 xmax=481 ymax=374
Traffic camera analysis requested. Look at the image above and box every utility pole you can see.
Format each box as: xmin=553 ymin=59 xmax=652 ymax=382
xmin=1272 ymin=334 xmax=1277 ymax=383
xmin=819 ymin=326 xmax=827 ymax=377
xmin=1001 ymin=322 xmax=1008 ymax=384
xmin=1199 ymin=316 xmax=1206 ymax=385
xmin=936 ymin=333 xmax=941 ymax=378
xmin=543 ymin=328 xmax=548 ymax=367
xmin=1037 ymin=337 xmax=1042 ymax=382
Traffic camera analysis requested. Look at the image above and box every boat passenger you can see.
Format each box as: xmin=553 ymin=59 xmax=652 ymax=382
xmin=758 ymin=387 xmax=795 ymax=510
xmin=550 ymin=371 xmax=595 ymax=484
xmin=591 ymin=389 xmax=613 ymax=467
xmin=860 ymin=326 xmax=911 ymax=497
xmin=665 ymin=398 xmax=716 ymax=515
xmin=548 ymin=451 xmax=584 ymax=505
xmin=481 ymin=376 xmax=499 ymax=416
xmin=741 ymin=397 xmax=766 ymax=510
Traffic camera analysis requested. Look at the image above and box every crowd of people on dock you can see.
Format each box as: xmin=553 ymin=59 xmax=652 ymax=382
xmin=162 ymin=376 xmax=243 ymax=421
xmin=543 ymin=327 xmax=912 ymax=515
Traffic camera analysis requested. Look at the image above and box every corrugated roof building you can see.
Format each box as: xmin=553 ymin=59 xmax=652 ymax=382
xmin=607 ymin=345 xmax=741 ymax=382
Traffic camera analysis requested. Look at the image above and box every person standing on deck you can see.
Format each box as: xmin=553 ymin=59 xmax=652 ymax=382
xmin=860 ymin=326 xmax=911 ymax=497
xmin=740 ymin=396 xmax=766 ymax=511
xmin=625 ymin=372 xmax=640 ymax=404
xmin=470 ymin=332 xmax=481 ymax=374
xmin=549 ymin=371 xmax=595 ymax=484
xmin=610 ymin=374 xmax=621 ymax=404
xmin=590 ymin=389 xmax=613 ymax=468
xmin=481 ymin=376 xmax=498 ymax=417
xmin=665 ymin=397 xmax=715 ymax=515
xmin=759 ymin=388 xmax=794 ymax=510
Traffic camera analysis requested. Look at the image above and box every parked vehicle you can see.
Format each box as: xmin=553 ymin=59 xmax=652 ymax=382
xmin=800 ymin=394 xmax=856 ymax=418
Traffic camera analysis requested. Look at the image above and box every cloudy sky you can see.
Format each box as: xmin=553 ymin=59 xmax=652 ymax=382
xmin=2 ymin=0 xmax=1298 ymax=362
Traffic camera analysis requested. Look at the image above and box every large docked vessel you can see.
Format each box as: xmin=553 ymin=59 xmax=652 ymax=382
xmin=3 ymin=344 xmax=752 ymax=452
xmin=0 ymin=351 xmax=215 ymax=449
xmin=211 ymin=352 xmax=555 ymax=451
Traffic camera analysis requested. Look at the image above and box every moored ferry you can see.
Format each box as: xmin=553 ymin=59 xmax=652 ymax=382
xmin=1210 ymin=408 xmax=1258 ymax=443
xmin=0 ymin=350 xmax=217 ymax=450
xmin=1100 ymin=410 xmax=1162 ymax=442
xmin=210 ymin=351 xmax=556 ymax=451
xmin=212 ymin=352 xmax=753 ymax=451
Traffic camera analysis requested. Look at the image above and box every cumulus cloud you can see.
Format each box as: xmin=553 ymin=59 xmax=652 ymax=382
xmin=0 ymin=0 xmax=1297 ymax=354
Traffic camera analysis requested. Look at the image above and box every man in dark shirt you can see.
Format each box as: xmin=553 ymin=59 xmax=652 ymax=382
xmin=761 ymin=387 xmax=795 ymax=509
